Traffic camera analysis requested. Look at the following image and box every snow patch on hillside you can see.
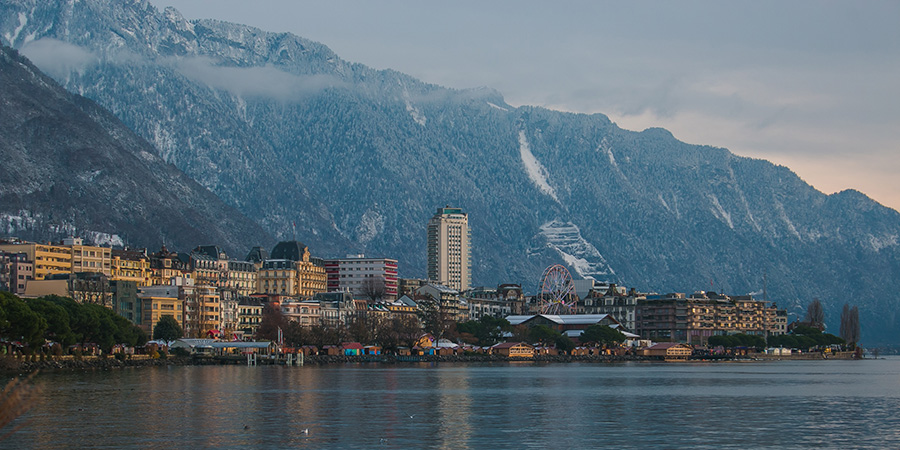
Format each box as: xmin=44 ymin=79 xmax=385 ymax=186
xmin=400 ymin=82 xmax=426 ymax=126
xmin=869 ymin=234 xmax=898 ymax=251
xmin=0 ymin=211 xmax=123 ymax=246
xmin=0 ymin=211 xmax=37 ymax=234
xmin=486 ymin=101 xmax=508 ymax=112
xmin=519 ymin=131 xmax=559 ymax=202
xmin=405 ymin=98 xmax=426 ymax=126
xmin=708 ymin=194 xmax=734 ymax=229
xmin=539 ymin=220 xmax=614 ymax=279
xmin=87 ymin=231 xmax=125 ymax=247
xmin=775 ymin=201 xmax=802 ymax=240
xmin=4 ymin=12 xmax=27 ymax=45
xmin=355 ymin=208 xmax=385 ymax=245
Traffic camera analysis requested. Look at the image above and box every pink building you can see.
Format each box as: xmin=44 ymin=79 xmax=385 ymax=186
xmin=324 ymin=255 xmax=398 ymax=300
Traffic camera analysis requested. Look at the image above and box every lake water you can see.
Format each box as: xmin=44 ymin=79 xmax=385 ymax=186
xmin=6 ymin=358 xmax=900 ymax=449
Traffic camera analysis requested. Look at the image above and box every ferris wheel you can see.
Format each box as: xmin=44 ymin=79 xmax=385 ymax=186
xmin=537 ymin=264 xmax=577 ymax=314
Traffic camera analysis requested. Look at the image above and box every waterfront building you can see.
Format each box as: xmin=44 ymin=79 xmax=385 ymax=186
xmin=226 ymin=260 xmax=257 ymax=296
xmin=237 ymin=298 xmax=264 ymax=336
xmin=636 ymin=291 xmax=787 ymax=344
xmin=192 ymin=245 xmax=258 ymax=296
xmin=66 ymin=272 xmax=112 ymax=307
xmin=257 ymin=241 xmax=326 ymax=298
xmin=426 ymin=206 xmax=471 ymax=292
xmin=0 ymin=251 xmax=33 ymax=294
xmin=137 ymin=284 xmax=183 ymax=337
xmin=383 ymin=295 xmax=419 ymax=316
xmin=579 ymin=284 xmax=643 ymax=332
xmin=505 ymin=314 xmax=627 ymax=340
xmin=324 ymin=254 xmax=399 ymax=300
xmin=643 ymin=342 xmax=692 ymax=360
xmin=491 ymin=342 xmax=534 ymax=358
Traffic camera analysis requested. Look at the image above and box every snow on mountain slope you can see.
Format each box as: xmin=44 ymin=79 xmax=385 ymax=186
xmin=539 ymin=220 xmax=614 ymax=279
xmin=518 ymin=130 xmax=559 ymax=202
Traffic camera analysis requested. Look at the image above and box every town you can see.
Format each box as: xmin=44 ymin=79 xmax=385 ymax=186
xmin=0 ymin=207 xmax=858 ymax=362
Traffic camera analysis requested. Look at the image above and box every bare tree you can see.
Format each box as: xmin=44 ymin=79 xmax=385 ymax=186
xmin=256 ymin=303 xmax=288 ymax=341
xmin=805 ymin=298 xmax=825 ymax=329
xmin=361 ymin=276 xmax=386 ymax=303
xmin=840 ymin=303 xmax=850 ymax=343
xmin=392 ymin=315 xmax=422 ymax=349
xmin=346 ymin=312 xmax=377 ymax=344
xmin=840 ymin=305 xmax=861 ymax=346
xmin=416 ymin=296 xmax=454 ymax=343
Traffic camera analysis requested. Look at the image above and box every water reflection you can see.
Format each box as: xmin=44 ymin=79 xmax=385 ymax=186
xmin=9 ymin=359 xmax=900 ymax=449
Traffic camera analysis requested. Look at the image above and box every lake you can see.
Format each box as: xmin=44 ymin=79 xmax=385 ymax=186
xmin=6 ymin=358 xmax=900 ymax=449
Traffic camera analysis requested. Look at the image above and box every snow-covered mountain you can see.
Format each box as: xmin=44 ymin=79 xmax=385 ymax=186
xmin=0 ymin=43 xmax=273 ymax=256
xmin=2 ymin=0 xmax=899 ymax=343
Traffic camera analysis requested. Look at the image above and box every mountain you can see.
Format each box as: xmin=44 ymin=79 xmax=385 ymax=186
xmin=0 ymin=43 xmax=274 ymax=255
xmin=2 ymin=0 xmax=900 ymax=343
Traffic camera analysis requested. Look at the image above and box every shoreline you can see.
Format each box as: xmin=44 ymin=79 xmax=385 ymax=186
xmin=1 ymin=351 xmax=861 ymax=374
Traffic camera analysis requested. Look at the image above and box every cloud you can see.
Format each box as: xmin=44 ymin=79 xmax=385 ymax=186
xmin=20 ymin=38 xmax=99 ymax=78
xmin=171 ymin=56 xmax=343 ymax=100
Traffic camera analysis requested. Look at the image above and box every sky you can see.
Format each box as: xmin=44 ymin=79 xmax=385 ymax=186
xmin=155 ymin=0 xmax=900 ymax=212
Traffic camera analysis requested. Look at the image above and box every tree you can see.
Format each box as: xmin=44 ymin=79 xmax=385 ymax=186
xmin=256 ymin=303 xmax=288 ymax=342
xmin=456 ymin=316 xmax=510 ymax=346
xmin=528 ymin=325 xmax=560 ymax=346
xmin=346 ymin=313 xmax=377 ymax=344
xmin=805 ymin=298 xmax=825 ymax=329
xmin=308 ymin=322 xmax=345 ymax=348
xmin=26 ymin=297 xmax=76 ymax=346
xmin=555 ymin=335 xmax=576 ymax=354
xmin=392 ymin=315 xmax=422 ymax=349
xmin=361 ymin=277 xmax=386 ymax=303
xmin=416 ymin=296 xmax=454 ymax=343
xmin=153 ymin=316 xmax=183 ymax=342
xmin=579 ymin=325 xmax=626 ymax=346
xmin=709 ymin=334 xmax=766 ymax=350
xmin=0 ymin=292 xmax=47 ymax=352
xmin=840 ymin=304 xmax=861 ymax=346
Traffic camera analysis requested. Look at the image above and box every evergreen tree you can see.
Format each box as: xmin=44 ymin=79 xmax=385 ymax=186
xmin=153 ymin=316 xmax=183 ymax=342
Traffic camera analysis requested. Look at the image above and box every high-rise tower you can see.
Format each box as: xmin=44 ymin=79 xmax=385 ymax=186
xmin=426 ymin=206 xmax=471 ymax=291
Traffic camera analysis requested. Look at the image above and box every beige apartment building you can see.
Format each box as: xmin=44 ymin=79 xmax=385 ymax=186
xmin=66 ymin=237 xmax=111 ymax=276
xmin=0 ymin=241 xmax=72 ymax=280
xmin=426 ymin=206 xmax=471 ymax=292
xmin=636 ymin=291 xmax=788 ymax=344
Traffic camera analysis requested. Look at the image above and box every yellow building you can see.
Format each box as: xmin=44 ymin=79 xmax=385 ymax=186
xmin=256 ymin=241 xmax=326 ymax=299
xmin=111 ymin=249 xmax=152 ymax=286
xmin=226 ymin=260 xmax=257 ymax=296
xmin=0 ymin=241 xmax=72 ymax=280
xmin=138 ymin=285 xmax=184 ymax=336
